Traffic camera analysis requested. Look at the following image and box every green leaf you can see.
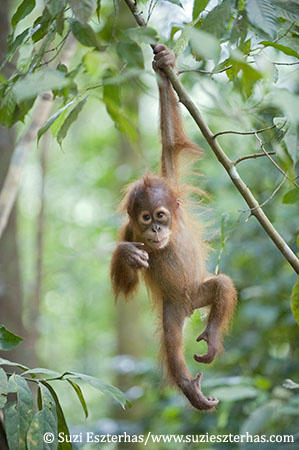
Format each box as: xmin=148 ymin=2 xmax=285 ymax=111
xmin=8 ymin=374 xmax=34 ymax=450
xmin=11 ymin=0 xmax=35 ymax=29
xmin=291 ymin=276 xmax=299 ymax=326
xmin=0 ymin=395 xmax=7 ymax=409
xmin=272 ymin=0 xmax=299 ymax=22
xmin=71 ymin=19 xmax=101 ymax=49
xmin=37 ymin=99 xmax=76 ymax=143
xmin=3 ymin=402 xmax=19 ymax=450
xmin=201 ymin=0 xmax=231 ymax=39
xmin=63 ymin=372 xmax=128 ymax=408
xmin=32 ymin=8 xmax=52 ymax=43
xmin=117 ymin=42 xmax=144 ymax=68
xmin=246 ymin=0 xmax=278 ymax=38
xmin=47 ymin=0 xmax=67 ymax=17
xmin=21 ymin=368 xmax=62 ymax=379
xmin=282 ymin=188 xmax=299 ymax=204
xmin=70 ymin=0 xmax=97 ymax=23
xmin=212 ymin=385 xmax=258 ymax=402
xmin=192 ymin=0 xmax=209 ymax=20
xmin=27 ymin=384 xmax=57 ymax=450
xmin=0 ymin=325 xmax=23 ymax=351
xmin=13 ymin=69 xmax=69 ymax=102
xmin=56 ymin=10 xmax=65 ymax=35
xmin=0 ymin=358 xmax=29 ymax=371
xmin=260 ymin=41 xmax=299 ymax=59
xmin=0 ymin=89 xmax=16 ymax=127
xmin=41 ymin=381 xmax=72 ymax=450
xmin=5 ymin=28 xmax=30 ymax=65
xmin=0 ymin=368 xmax=8 ymax=408
xmin=165 ymin=0 xmax=183 ymax=7
xmin=0 ymin=368 xmax=8 ymax=394
xmin=57 ymin=97 xmax=87 ymax=146
xmin=11 ymin=98 xmax=35 ymax=126
xmin=189 ymin=29 xmax=221 ymax=62
xmin=240 ymin=63 xmax=262 ymax=97
xmin=66 ymin=379 xmax=88 ymax=418
xmin=125 ymin=27 xmax=158 ymax=45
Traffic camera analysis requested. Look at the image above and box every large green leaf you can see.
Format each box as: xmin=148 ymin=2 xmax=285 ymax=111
xmin=27 ymin=385 xmax=57 ymax=450
xmin=189 ymin=28 xmax=221 ymax=62
xmin=125 ymin=27 xmax=158 ymax=45
xmin=246 ymin=0 xmax=278 ymax=38
xmin=8 ymin=375 xmax=34 ymax=450
xmin=291 ymin=276 xmax=299 ymax=326
xmin=0 ymin=358 xmax=29 ymax=371
xmin=66 ymin=379 xmax=88 ymax=418
xmin=63 ymin=372 xmax=129 ymax=409
xmin=70 ymin=0 xmax=97 ymax=23
xmin=273 ymin=0 xmax=299 ymax=22
xmin=37 ymin=99 xmax=76 ymax=143
xmin=3 ymin=402 xmax=20 ymax=450
xmin=13 ymin=69 xmax=69 ymax=102
xmin=201 ymin=0 xmax=231 ymax=39
xmin=0 ymin=89 xmax=16 ymax=127
xmin=0 ymin=325 xmax=23 ymax=351
xmin=71 ymin=19 xmax=101 ymax=49
xmin=41 ymin=382 xmax=71 ymax=450
xmin=192 ymin=0 xmax=209 ymax=20
xmin=11 ymin=0 xmax=35 ymax=29
xmin=282 ymin=188 xmax=299 ymax=205
xmin=47 ymin=0 xmax=67 ymax=17
xmin=116 ymin=42 xmax=144 ymax=68
xmin=57 ymin=97 xmax=87 ymax=146
xmin=260 ymin=41 xmax=299 ymax=59
xmin=21 ymin=368 xmax=62 ymax=379
xmin=241 ymin=64 xmax=262 ymax=97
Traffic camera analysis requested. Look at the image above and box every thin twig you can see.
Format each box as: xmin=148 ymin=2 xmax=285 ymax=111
xmin=147 ymin=0 xmax=158 ymax=24
xmin=234 ymin=151 xmax=276 ymax=165
xmin=272 ymin=61 xmax=299 ymax=66
xmin=254 ymin=132 xmax=298 ymax=187
xmin=213 ymin=123 xmax=277 ymax=139
xmin=123 ymin=0 xmax=299 ymax=274
xmin=178 ymin=65 xmax=232 ymax=75
xmin=249 ymin=177 xmax=286 ymax=212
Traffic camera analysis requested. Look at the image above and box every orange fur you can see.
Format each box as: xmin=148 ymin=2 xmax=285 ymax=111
xmin=110 ymin=45 xmax=237 ymax=411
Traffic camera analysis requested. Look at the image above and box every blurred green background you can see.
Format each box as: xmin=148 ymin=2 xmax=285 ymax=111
xmin=0 ymin=0 xmax=298 ymax=449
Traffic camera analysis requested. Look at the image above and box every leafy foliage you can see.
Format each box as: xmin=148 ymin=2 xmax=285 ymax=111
xmin=0 ymin=356 xmax=128 ymax=450
xmin=1 ymin=0 xmax=298 ymax=447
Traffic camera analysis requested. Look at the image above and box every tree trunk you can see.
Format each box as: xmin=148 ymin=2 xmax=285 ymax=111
xmin=0 ymin=0 xmax=26 ymax=364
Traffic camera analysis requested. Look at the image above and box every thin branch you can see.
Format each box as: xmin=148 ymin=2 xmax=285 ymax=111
xmin=123 ymin=0 xmax=299 ymax=274
xmin=213 ymin=123 xmax=277 ymax=139
xmin=248 ymin=176 xmax=286 ymax=212
xmin=178 ymin=65 xmax=233 ymax=75
xmin=254 ymin=132 xmax=298 ymax=187
xmin=272 ymin=61 xmax=299 ymax=66
xmin=147 ymin=0 xmax=159 ymax=24
xmin=234 ymin=151 xmax=276 ymax=165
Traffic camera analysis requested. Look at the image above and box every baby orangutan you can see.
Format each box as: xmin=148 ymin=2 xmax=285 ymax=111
xmin=110 ymin=44 xmax=237 ymax=411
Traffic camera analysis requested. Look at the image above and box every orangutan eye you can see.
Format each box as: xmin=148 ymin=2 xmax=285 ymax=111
xmin=143 ymin=214 xmax=151 ymax=221
xmin=157 ymin=212 xmax=164 ymax=218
